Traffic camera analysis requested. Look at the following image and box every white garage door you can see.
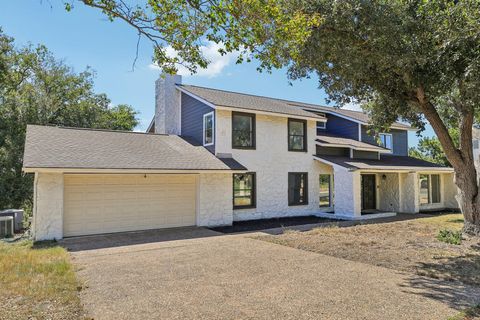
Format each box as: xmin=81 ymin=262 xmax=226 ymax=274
xmin=64 ymin=174 xmax=197 ymax=237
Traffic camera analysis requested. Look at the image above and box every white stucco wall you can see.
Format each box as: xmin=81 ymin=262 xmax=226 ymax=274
xmin=215 ymin=110 xmax=330 ymax=221
xmin=33 ymin=172 xmax=64 ymax=241
xmin=197 ymin=173 xmax=233 ymax=226
xmin=378 ymin=173 xmax=400 ymax=212
xmin=334 ymin=170 xmax=361 ymax=217
xmin=443 ymin=173 xmax=459 ymax=209
xmin=399 ymin=172 xmax=419 ymax=213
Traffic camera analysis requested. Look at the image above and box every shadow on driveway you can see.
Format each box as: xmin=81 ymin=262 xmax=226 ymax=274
xmin=60 ymin=227 xmax=221 ymax=252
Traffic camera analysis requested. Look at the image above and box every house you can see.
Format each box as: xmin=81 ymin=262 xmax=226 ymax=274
xmin=23 ymin=74 xmax=459 ymax=240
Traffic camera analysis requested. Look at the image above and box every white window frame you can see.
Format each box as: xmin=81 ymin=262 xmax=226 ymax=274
xmin=317 ymin=121 xmax=326 ymax=130
xmin=379 ymin=133 xmax=393 ymax=150
xmin=203 ymin=111 xmax=214 ymax=146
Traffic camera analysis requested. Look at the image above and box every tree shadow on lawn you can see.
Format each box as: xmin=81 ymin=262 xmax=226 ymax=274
xmin=400 ymin=249 xmax=480 ymax=311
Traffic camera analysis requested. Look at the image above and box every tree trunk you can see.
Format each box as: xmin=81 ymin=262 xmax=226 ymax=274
xmin=454 ymin=163 xmax=480 ymax=236
xmin=415 ymin=87 xmax=480 ymax=235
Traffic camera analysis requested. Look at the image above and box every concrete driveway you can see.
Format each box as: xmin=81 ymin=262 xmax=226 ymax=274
xmin=63 ymin=227 xmax=479 ymax=320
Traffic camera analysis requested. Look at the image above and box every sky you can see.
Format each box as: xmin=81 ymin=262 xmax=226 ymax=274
xmin=0 ymin=0 xmax=434 ymax=145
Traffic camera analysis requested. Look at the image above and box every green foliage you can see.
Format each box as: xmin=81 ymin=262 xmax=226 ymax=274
xmin=0 ymin=30 xmax=139 ymax=212
xmin=437 ymin=229 xmax=463 ymax=245
xmin=409 ymin=137 xmax=451 ymax=166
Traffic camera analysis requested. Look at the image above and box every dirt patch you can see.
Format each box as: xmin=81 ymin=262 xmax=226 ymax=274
xmin=255 ymin=214 xmax=480 ymax=286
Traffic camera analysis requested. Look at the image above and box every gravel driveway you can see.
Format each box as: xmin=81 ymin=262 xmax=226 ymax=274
xmin=63 ymin=227 xmax=479 ymax=320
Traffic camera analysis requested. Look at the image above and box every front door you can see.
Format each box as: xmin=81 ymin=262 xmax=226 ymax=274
xmin=361 ymin=174 xmax=376 ymax=211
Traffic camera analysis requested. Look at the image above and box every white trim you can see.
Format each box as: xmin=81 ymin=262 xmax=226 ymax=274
xmin=203 ymin=111 xmax=214 ymax=146
xmin=176 ymin=86 xmax=218 ymax=109
xmin=312 ymin=156 xmax=348 ymax=171
xmin=315 ymin=141 xmax=391 ymax=153
xmin=317 ymin=121 xmax=326 ymax=129
xmin=216 ymin=105 xmax=325 ymax=122
xmin=358 ymin=124 xmax=362 ymax=141
xmin=23 ymin=168 xmax=246 ymax=174
xmin=178 ymin=90 xmax=182 ymax=135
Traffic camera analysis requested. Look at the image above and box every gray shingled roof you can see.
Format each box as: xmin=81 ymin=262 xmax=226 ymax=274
xmin=314 ymin=154 xmax=453 ymax=171
xmin=316 ymin=134 xmax=389 ymax=152
xmin=23 ymin=125 xmax=246 ymax=171
xmin=179 ymin=85 xmax=327 ymax=120
xmin=179 ymin=84 xmax=411 ymax=130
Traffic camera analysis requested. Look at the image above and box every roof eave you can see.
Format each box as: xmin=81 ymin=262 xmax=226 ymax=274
xmin=22 ymin=167 xmax=248 ymax=174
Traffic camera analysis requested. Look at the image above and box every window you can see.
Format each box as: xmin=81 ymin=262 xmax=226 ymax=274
xmin=379 ymin=133 xmax=392 ymax=150
xmin=474 ymin=139 xmax=479 ymax=150
xmin=317 ymin=121 xmax=326 ymax=130
xmin=233 ymin=173 xmax=256 ymax=208
xmin=203 ymin=112 xmax=214 ymax=146
xmin=232 ymin=112 xmax=255 ymax=149
xmin=288 ymin=119 xmax=307 ymax=152
xmin=288 ymin=173 xmax=308 ymax=205
xmin=319 ymin=174 xmax=332 ymax=207
xmin=419 ymin=174 xmax=441 ymax=204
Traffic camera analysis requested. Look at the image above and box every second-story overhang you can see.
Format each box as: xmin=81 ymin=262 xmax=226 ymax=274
xmin=316 ymin=134 xmax=392 ymax=153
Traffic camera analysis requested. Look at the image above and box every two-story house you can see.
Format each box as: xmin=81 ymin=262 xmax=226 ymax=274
xmin=24 ymin=74 xmax=459 ymax=240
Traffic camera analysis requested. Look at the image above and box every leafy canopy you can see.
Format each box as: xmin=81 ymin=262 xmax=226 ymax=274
xmin=0 ymin=30 xmax=139 ymax=211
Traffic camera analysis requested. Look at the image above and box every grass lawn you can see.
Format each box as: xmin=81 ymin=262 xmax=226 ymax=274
xmin=0 ymin=240 xmax=85 ymax=320
xmin=256 ymin=213 xmax=480 ymax=287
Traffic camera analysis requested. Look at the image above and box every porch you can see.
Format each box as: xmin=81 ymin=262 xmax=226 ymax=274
xmin=313 ymin=155 xmax=458 ymax=220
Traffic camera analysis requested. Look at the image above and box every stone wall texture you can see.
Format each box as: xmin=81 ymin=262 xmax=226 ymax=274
xmin=216 ymin=110 xmax=332 ymax=221
xmin=197 ymin=173 xmax=233 ymax=226
xmin=378 ymin=173 xmax=400 ymax=212
xmin=33 ymin=172 xmax=64 ymax=241
xmin=334 ymin=170 xmax=361 ymax=217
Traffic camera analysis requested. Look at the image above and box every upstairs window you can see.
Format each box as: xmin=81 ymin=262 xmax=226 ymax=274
xmin=203 ymin=111 xmax=214 ymax=146
xmin=288 ymin=119 xmax=307 ymax=152
xmin=317 ymin=121 xmax=326 ymax=130
xmin=379 ymin=133 xmax=392 ymax=150
xmin=288 ymin=172 xmax=308 ymax=206
xmin=419 ymin=174 xmax=441 ymax=204
xmin=232 ymin=112 xmax=256 ymax=149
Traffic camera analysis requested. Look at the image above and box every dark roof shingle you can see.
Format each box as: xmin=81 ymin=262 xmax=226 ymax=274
xmin=23 ymin=125 xmax=245 ymax=171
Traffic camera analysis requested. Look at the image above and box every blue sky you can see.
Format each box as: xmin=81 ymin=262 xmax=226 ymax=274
xmin=1 ymin=0 xmax=433 ymax=145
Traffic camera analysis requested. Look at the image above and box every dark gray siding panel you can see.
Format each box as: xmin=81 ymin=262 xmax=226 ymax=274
xmin=181 ymin=92 xmax=215 ymax=153
xmin=325 ymin=114 xmax=359 ymax=140
xmin=352 ymin=150 xmax=379 ymax=159
xmin=361 ymin=125 xmax=408 ymax=156
xmin=316 ymin=146 xmax=350 ymax=156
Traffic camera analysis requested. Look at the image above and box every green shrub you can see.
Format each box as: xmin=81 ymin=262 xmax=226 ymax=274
xmin=437 ymin=229 xmax=462 ymax=245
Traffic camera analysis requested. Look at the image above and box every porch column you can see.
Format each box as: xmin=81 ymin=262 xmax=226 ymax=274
xmin=334 ymin=169 xmax=361 ymax=217
xmin=399 ymin=172 xmax=419 ymax=213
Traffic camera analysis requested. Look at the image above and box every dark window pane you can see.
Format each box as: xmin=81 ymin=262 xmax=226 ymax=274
xmin=289 ymin=121 xmax=304 ymax=135
xmin=232 ymin=113 xmax=254 ymax=148
xmin=319 ymin=174 xmax=331 ymax=207
xmin=431 ymin=174 xmax=441 ymax=203
xmin=204 ymin=114 xmax=213 ymax=144
xmin=419 ymin=174 xmax=429 ymax=204
xmin=233 ymin=173 xmax=255 ymax=208
xmin=288 ymin=173 xmax=308 ymax=205
xmin=288 ymin=119 xmax=306 ymax=151
xmin=289 ymin=136 xmax=304 ymax=150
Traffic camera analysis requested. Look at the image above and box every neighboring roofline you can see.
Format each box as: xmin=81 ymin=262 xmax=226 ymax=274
xmin=146 ymin=117 xmax=155 ymax=133
xmin=27 ymin=124 xmax=167 ymax=136
xmin=315 ymin=141 xmax=392 ymax=154
xmin=22 ymin=167 xmax=247 ymax=174
xmin=176 ymin=85 xmax=327 ymax=122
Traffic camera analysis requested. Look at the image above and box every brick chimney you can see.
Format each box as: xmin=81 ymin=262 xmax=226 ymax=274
xmin=155 ymin=74 xmax=182 ymax=134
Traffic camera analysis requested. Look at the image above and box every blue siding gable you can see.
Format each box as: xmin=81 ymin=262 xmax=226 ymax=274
xmin=322 ymin=114 xmax=359 ymax=140
xmin=361 ymin=125 xmax=408 ymax=156
xmin=181 ymin=92 xmax=215 ymax=153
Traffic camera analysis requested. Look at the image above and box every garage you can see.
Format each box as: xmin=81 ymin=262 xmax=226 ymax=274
xmin=63 ymin=174 xmax=197 ymax=237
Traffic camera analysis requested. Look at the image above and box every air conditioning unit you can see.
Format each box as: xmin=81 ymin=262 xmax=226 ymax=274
xmin=0 ymin=216 xmax=14 ymax=238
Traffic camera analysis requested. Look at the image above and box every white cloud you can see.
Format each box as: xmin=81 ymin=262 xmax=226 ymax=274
xmin=149 ymin=42 xmax=238 ymax=78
